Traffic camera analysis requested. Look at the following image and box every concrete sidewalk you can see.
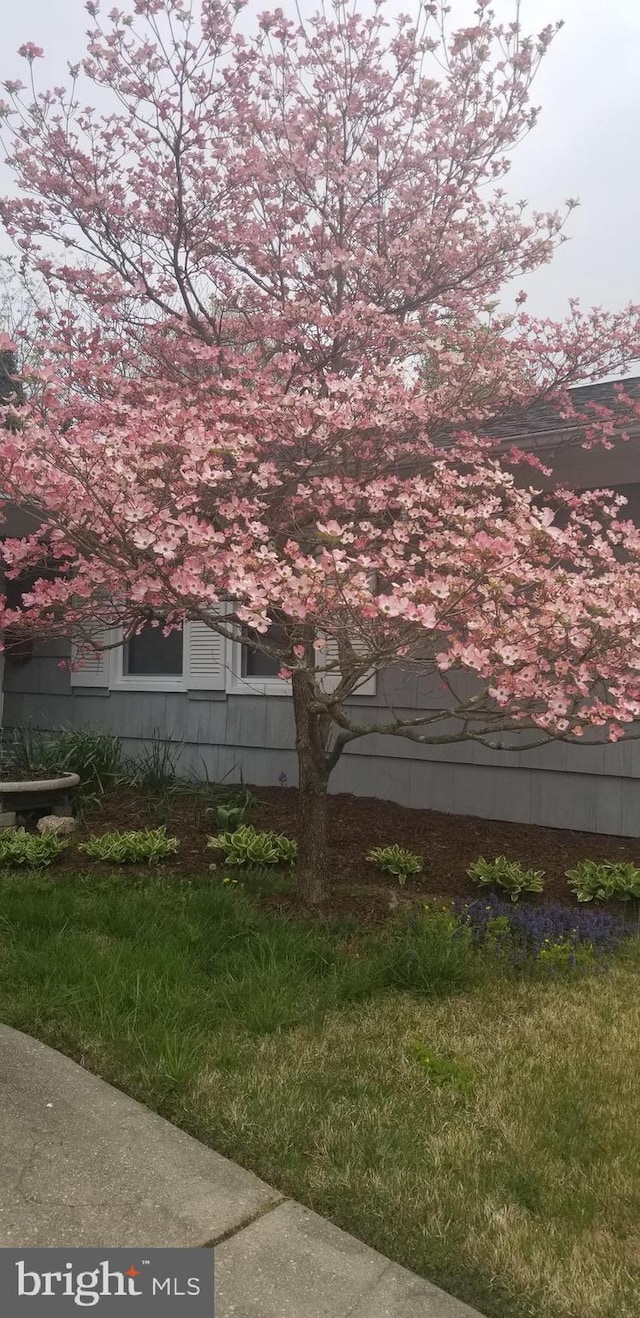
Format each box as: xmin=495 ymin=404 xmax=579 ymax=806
xmin=0 ymin=1024 xmax=483 ymax=1316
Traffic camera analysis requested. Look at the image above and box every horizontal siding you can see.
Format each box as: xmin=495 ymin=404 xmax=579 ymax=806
xmin=3 ymin=644 xmax=640 ymax=836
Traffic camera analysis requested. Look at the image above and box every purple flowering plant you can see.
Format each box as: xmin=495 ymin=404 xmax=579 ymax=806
xmin=455 ymin=894 xmax=629 ymax=974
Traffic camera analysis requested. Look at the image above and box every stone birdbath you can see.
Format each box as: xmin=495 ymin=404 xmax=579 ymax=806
xmin=0 ymin=772 xmax=80 ymax=829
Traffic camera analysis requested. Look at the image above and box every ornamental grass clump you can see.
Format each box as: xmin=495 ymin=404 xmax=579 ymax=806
xmin=367 ymin=844 xmax=423 ymax=884
xmin=566 ymin=859 xmax=640 ymax=903
xmin=0 ymin=827 xmax=68 ymax=868
xmin=207 ymin=825 xmax=297 ymax=867
xmin=380 ymin=903 xmax=477 ymax=995
xmin=79 ymin=827 xmax=179 ymax=865
xmin=468 ymin=855 xmax=545 ymax=902
xmin=3 ymin=726 xmax=122 ymax=805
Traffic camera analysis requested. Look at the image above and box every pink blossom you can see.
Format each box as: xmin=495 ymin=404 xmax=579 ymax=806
xmin=17 ymin=43 xmax=44 ymax=60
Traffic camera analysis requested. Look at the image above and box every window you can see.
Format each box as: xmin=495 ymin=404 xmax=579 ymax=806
xmin=124 ymin=625 xmax=183 ymax=676
xmin=242 ymin=616 xmax=289 ymax=679
xmin=1 ymin=558 xmax=58 ymax=666
xmin=225 ymin=613 xmax=291 ymax=695
xmin=108 ymin=621 xmax=187 ymax=691
xmin=71 ymin=618 xmax=229 ymax=692
xmin=69 ymin=610 xmax=376 ymax=697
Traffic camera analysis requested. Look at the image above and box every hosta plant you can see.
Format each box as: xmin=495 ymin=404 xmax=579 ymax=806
xmin=79 ymin=827 xmax=179 ymax=865
xmin=207 ymin=825 xmax=297 ymax=867
xmin=206 ymin=788 xmax=257 ymax=832
xmin=566 ymin=860 xmax=640 ymax=903
xmin=468 ymin=856 xmax=545 ymax=902
xmin=367 ymin=845 xmax=423 ymax=884
xmin=0 ymin=827 xmax=68 ymax=868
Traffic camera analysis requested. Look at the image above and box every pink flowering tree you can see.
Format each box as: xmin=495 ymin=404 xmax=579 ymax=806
xmin=2 ymin=0 xmax=640 ymax=904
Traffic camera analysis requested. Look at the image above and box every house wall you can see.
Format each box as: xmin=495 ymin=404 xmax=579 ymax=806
xmin=4 ymin=631 xmax=640 ymax=836
xmin=3 ymin=481 xmax=640 ymax=838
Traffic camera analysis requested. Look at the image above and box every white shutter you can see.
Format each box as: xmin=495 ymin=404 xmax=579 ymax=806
xmin=184 ymin=612 xmax=230 ymax=690
xmin=317 ymin=636 xmax=377 ymax=697
xmin=70 ymin=631 xmax=112 ymax=688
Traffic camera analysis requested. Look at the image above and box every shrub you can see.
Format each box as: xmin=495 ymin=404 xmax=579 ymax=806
xmin=207 ymin=824 xmax=297 ymax=867
xmin=566 ymin=859 xmax=640 ymax=903
xmin=457 ymin=895 xmax=628 ymax=971
xmin=380 ymin=903 xmax=476 ymax=994
xmin=79 ymin=826 xmax=179 ymax=864
xmin=0 ymin=827 xmax=68 ymax=868
xmin=468 ymin=855 xmax=545 ymax=902
xmin=367 ymin=844 xmax=423 ymax=884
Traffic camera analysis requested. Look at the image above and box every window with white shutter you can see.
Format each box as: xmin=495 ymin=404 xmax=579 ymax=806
xmin=69 ymin=609 xmax=376 ymax=698
xmin=72 ymin=610 xmax=232 ymax=693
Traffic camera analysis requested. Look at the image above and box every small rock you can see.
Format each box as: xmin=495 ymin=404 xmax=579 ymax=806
xmin=37 ymin=815 xmax=77 ymax=837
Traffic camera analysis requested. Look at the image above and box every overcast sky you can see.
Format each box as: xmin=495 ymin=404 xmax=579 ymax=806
xmin=1 ymin=0 xmax=639 ymax=321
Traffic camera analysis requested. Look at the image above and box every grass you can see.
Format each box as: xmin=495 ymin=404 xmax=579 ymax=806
xmin=0 ymin=869 xmax=638 ymax=1318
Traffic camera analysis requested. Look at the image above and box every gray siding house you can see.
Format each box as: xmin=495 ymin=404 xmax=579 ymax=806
xmin=3 ymin=377 xmax=640 ymax=837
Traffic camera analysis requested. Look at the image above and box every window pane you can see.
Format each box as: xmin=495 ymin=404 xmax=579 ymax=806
xmin=125 ymin=624 xmax=183 ymax=676
xmin=242 ymin=617 xmax=288 ymax=678
xmin=245 ymin=647 xmax=282 ymax=677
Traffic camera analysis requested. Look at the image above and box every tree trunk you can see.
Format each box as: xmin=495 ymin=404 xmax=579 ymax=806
xmin=291 ymin=670 xmax=331 ymax=907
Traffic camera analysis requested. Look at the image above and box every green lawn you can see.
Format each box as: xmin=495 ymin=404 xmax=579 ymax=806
xmin=0 ymin=870 xmax=638 ymax=1318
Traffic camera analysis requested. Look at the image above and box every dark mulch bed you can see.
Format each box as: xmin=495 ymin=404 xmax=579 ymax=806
xmin=52 ymin=785 xmax=640 ymax=917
